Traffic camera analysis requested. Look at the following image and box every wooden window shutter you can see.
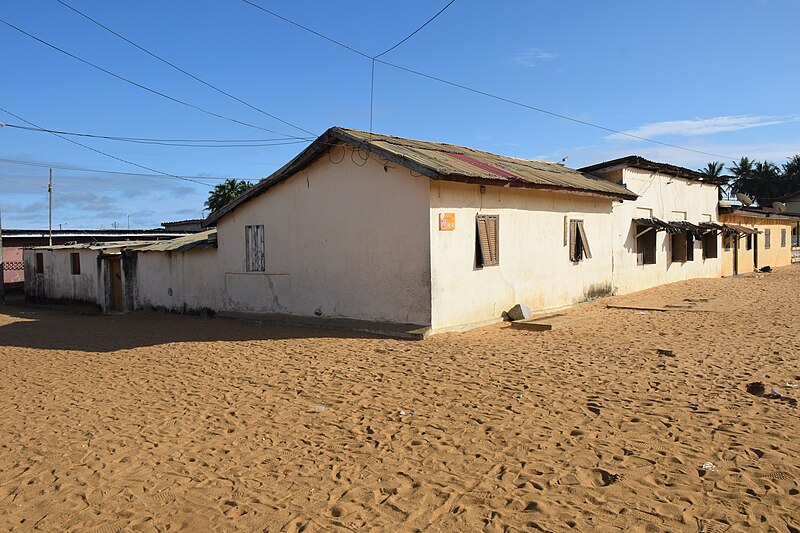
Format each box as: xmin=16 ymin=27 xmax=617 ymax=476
xmin=476 ymin=215 xmax=499 ymax=267
xmin=569 ymin=220 xmax=578 ymax=262
xmin=577 ymin=221 xmax=592 ymax=259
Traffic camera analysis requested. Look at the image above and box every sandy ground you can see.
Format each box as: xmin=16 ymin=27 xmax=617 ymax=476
xmin=1 ymin=268 xmax=799 ymax=533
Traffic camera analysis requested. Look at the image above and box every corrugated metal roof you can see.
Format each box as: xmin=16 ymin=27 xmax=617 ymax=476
xmin=342 ymin=128 xmax=637 ymax=198
xmin=204 ymin=127 xmax=637 ymax=227
xmin=579 ymin=156 xmax=721 ymax=184
xmin=136 ymin=230 xmax=217 ymax=252
xmin=28 ymin=232 xmax=216 ymax=253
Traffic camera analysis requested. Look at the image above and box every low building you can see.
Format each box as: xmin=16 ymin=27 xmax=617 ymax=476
xmin=202 ymin=127 xmax=636 ymax=332
xmin=580 ymin=156 xmax=725 ymax=294
xmin=718 ymin=206 xmax=798 ymax=275
xmin=23 ymin=231 xmax=217 ymax=313
xmin=4 ymin=228 xmax=190 ymax=292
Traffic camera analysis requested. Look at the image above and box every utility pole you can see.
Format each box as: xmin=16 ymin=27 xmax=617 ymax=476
xmin=48 ymin=168 xmax=53 ymax=247
xmin=0 ymin=205 xmax=5 ymax=305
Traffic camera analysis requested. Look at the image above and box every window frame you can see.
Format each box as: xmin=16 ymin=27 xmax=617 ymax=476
xmin=475 ymin=214 xmax=499 ymax=268
xmin=671 ymin=231 xmax=689 ymax=263
xmin=568 ymin=219 xmax=592 ymax=262
xmin=70 ymin=252 xmax=81 ymax=275
xmin=244 ymin=224 xmax=265 ymax=272
xmin=635 ymin=224 xmax=657 ymax=265
xmin=702 ymin=232 xmax=718 ymax=259
xmin=781 ymin=228 xmax=787 ymax=248
xmin=35 ymin=252 xmax=45 ymax=274
xmin=764 ymin=228 xmax=771 ymax=250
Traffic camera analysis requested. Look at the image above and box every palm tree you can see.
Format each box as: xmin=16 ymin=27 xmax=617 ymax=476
xmin=782 ymin=155 xmax=800 ymax=195
xmin=728 ymin=157 xmax=756 ymax=199
xmin=700 ymin=161 xmax=727 ymax=198
xmin=205 ymin=179 xmax=253 ymax=213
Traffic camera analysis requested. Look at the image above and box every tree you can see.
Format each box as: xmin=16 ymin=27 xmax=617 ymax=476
xmin=205 ymin=179 xmax=253 ymax=213
xmin=700 ymin=161 xmax=727 ymax=198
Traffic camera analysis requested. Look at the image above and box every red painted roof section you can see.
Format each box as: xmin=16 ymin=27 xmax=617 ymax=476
xmin=445 ymin=152 xmax=518 ymax=179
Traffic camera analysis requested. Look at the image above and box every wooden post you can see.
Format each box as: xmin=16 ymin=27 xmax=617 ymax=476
xmin=49 ymin=168 xmax=53 ymax=247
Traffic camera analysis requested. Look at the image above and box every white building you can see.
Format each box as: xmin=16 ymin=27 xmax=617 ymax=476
xmin=580 ymin=157 xmax=725 ymax=295
xmin=26 ymin=129 xmax=739 ymax=336
xmin=202 ymin=127 xmax=636 ymax=333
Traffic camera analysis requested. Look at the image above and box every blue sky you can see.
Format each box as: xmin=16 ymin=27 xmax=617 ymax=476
xmin=2 ymin=0 xmax=799 ymax=229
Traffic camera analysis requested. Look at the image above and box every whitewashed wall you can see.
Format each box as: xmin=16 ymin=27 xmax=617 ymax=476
xmin=429 ymin=181 xmax=616 ymax=331
xmin=215 ymin=147 xmax=433 ymax=325
xmin=133 ymin=248 xmax=221 ymax=313
xmin=611 ymin=168 xmax=722 ymax=294
xmin=23 ymin=248 xmax=101 ymax=307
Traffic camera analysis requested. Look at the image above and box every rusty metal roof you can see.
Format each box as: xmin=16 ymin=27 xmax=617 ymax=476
xmin=136 ymin=230 xmax=217 ymax=252
xmin=579 ymin=156 xmax=723 ymax=184
xmin=204 ymin=127 xmax=637 ymax=227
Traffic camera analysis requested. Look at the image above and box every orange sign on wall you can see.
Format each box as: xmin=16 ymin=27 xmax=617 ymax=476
xmin=439 ymin=212 xmax=456 ymax=231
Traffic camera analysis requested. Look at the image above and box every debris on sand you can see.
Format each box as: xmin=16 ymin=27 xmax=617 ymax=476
xmin=656 ymin=348 xmax=675 ymax=357
xmin=746 ymin=382 xmax=797 ymax=406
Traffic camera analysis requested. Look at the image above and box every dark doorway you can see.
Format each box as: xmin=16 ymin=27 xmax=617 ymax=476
xmin=110 ymin=258 xmax=123 ymax=311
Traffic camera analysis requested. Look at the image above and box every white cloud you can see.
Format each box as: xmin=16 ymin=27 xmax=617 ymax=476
xmin=513 ymin=48 xmax=557 ymax=68
xmin=606 ymin=115 xmax=799 ymax=142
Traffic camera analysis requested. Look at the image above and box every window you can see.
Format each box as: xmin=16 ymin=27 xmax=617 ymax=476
xmin=568 ymin=220 xmax=592 ymax=262
xmin=781 ymin=228 xmax=787 ymax=248
xmin=244 ymin=224 xmax=265 ymax=272
xmin=746 ymin=234 xmax=753 ymax=251
xmin=764 ymin=229 xmax=771 ymax=249
xmin=70 ymin=252 xmax=81 ymax=275
xmin=671 ymin=232 xmax=693 ymax=262
xmin=723 ymin=233 xmax=732 ymax=251
xmin=475 ymin=214 xmax=499 ymax=267
xmin=635 ymin=225 xmax=657 ymax=265
xmin=35 ymin=253 xmax=44 ymax=274
xmin=702 ymin=232 xmax=718 ymax=259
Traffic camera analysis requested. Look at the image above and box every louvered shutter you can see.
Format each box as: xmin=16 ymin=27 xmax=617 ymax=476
xmin=486 ymin=215 xmax=499 ymax=266
xmin=577 ymin=221 xmax=591 ymax=259
xmin=569 ymin=220 xmax=578 ymax=262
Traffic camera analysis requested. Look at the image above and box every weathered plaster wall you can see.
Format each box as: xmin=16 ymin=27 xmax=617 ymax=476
xmin=215 ymin=146 xmax=432 ymax=325
xmin=429 ymin=181 xmax=615 ymax=331
xmin=134 ymin=248 xmax=222 ymax=312
xmin=22 ymin=249 xmax=101 ymax=307
xmin=611 ymin=168 xmax=722 ymax=294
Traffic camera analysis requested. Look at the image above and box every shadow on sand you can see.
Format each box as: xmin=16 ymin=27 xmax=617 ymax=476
xmin=0 ymin=301 xmax=389 ymax=353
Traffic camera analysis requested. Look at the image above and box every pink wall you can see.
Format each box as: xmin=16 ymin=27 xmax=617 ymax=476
xmin=3 ymin=247 xmax=24 ymax=284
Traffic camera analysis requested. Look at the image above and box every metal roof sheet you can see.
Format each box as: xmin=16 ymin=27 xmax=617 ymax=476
xmin=136 ymin=230 xmax=217 ymax=252
xmin=204 ymin=127 xmax=637 ymax=227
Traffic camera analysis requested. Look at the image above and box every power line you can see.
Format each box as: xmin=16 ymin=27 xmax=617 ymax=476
xmin=0 ymin=17 xmax=298 ymax=137
xmin=373 ymin=0 xmax=457 ymax=59
xmin=0 ymin=156 xmax=230 ymax=182
xmin=238 ymin=0 xmax=372 ymax=60
xmin=0 ymin=106 xmax=215 ymax=186
xmin=1 ymin=122 xmax=313 ymax=147
xmin=55 ymin=0 xmax=317 ymax=138
xmin=238 ymin=0 xmax=737 ymax=161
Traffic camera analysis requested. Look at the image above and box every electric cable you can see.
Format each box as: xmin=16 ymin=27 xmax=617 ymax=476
xmin=0 ymin=17 xmax=298 ymax=137
xmin=0 ymin=106 xmax=217 ymax=186
xmin=55 ymin=0 xmax=316 ymax=138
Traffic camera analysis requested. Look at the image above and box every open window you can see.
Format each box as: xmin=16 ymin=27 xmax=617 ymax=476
xmin=672 ymin=232 xmax=693 ymax=262
xmin=635 ymin=224 xmax=657 ymax=265
xmin=746 ymin=234 xmax=753 ymax=251
xmin=244 ymin=224 xmax=265 ymax=272
xmin=475 ymin=214 xmax=499 ymax=267
xmin=70 ymin=252 xmax=81 ymax=275
xmin=722 ymin=233 xmax=733 ymax=251
xmin=702 ymin=232 xmax=718 ymax=259
xmin=35 ymin=252 xmax=44 ymax=274
xmin=569 ymin=219 xmax=592 ymax=262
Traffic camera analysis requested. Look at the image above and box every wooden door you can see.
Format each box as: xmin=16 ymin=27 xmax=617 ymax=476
xmin=733 ymin=236 xmax=739 ymax=275
xmin=110 ymin=258 xmax=123 ymax=311
xmin=753 ymin=235 xmax=759 ymax=270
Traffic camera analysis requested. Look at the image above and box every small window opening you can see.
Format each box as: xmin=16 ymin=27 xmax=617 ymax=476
xmin=475 ymin=214 xmax=499 ymax=267
xmin=70 ymin=252 xmax=81 ymax=275
xmin=635 ymin=225 xmax=657 ymax=265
